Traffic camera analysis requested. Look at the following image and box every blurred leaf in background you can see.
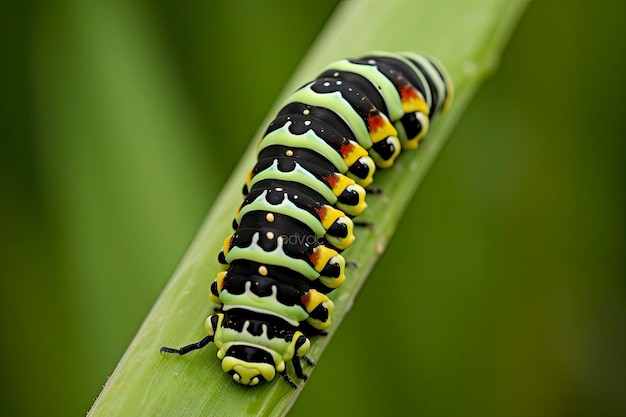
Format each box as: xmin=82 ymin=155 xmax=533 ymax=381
xmin=0 ymin=0 xmax=624 ymax=417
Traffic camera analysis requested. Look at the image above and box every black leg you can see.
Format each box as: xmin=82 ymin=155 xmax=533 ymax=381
xmin=292 ymin=357 xmax=308 ymax=381
xmin=302 ymin=355 xmax=316 ymax=367
xmin=160 ymin=335 xmax=213 ymax=356
xmin=365 ymin=186 xmax=383 ymax=195
xmin=279 ymin=369 xmax=298 ymax=389
xmin=353 ymin=220 xmax=374 ymax=228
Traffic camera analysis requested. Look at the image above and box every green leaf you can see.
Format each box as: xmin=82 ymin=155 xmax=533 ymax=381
xmin=87 ymin=0 xmax=530 ymax=416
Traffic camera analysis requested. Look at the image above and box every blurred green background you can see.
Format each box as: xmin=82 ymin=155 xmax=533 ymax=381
xmin=1 ymin=1 xmax=624 ymax=416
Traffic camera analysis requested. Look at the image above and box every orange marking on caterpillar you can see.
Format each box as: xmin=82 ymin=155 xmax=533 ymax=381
xmin=308 ymin=249 xmax=320 ymax=267
xmin=340 ymin=142 xmax=355 ymax=157
xmin=301 ymin=292 xmax=311 ymax=306
xmin=400 ymin=84 xmax=419 ymax=101
xmin=367 ymin=114 xmax=385 ymax=132
xmin=314 ymin=205 xmax=328 ymax=220
xmin=323 ymin=174 xmax=339 ymax=188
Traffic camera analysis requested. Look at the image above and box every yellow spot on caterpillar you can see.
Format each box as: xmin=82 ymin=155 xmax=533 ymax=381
xmin=266 ymin=213 xmax=275 ymax=222
xmin=285 ymin=149 xmax=294 ymax=157
xmin=266 ymin=231 xmax=275 ymax=240
xmin=258 ymin=265 xmax=268 ymax=276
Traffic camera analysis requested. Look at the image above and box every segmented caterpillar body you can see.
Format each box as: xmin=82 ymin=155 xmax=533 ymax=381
xmin=161 ymin=52 xmax=453 ymax=388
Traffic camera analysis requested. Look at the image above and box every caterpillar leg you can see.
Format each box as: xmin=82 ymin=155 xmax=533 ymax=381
xmin=279 ymin=370 xmax=298 ymax=389
xmin=365 ymin=186 xmax=383 ymax=195
xmin=346 ymin=260 xmax=359 ymax=269
xmin=291 ymin=354 xmax=316 ymax=382
xmin=302 ymin=355 xmax=315 ymax=367
xmin=353 ymin=220 xmax=374 ymax=228
xmin=287 ymin=354 xmax=316 ymax=389
xmin=160 ymin=335 xmax=213 ymax=356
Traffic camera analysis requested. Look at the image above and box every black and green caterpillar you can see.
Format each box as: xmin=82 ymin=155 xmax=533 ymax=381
xmin=160 ymin=52 xmax=453 ymax=388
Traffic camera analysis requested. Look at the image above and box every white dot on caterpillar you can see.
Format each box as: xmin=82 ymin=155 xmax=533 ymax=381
xmin=285 ymin=150 xmax=293 ymax=156
xmin=323 ymin=81 xmax=330 ymax=87
xmin=258 ymin=265 xmax=268 ymax=276
xmin=368 ymin=59 xmax=376 ymax=64
xmin=336 ymin=80 xmax=342 ymax=86
xmin=303 ymin=109 xmax=310 ymax=115
xmin=266 ymin=213 xmax=275 ymax=222
xmin=304 ymin=120 xmax=311 ymax=126
xmin=333 ymin=72 xmax=339 ymax=77
xmin=266 ymin=231 xmax=275 ymax=240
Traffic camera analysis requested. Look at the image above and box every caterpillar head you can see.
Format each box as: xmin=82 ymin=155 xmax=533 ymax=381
xmin=219 ymin=344 xmax=277 ymax=386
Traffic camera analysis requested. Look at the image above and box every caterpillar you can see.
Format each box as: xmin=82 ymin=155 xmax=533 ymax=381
xmin=160 ymin=51 xmax=453 ymax=388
